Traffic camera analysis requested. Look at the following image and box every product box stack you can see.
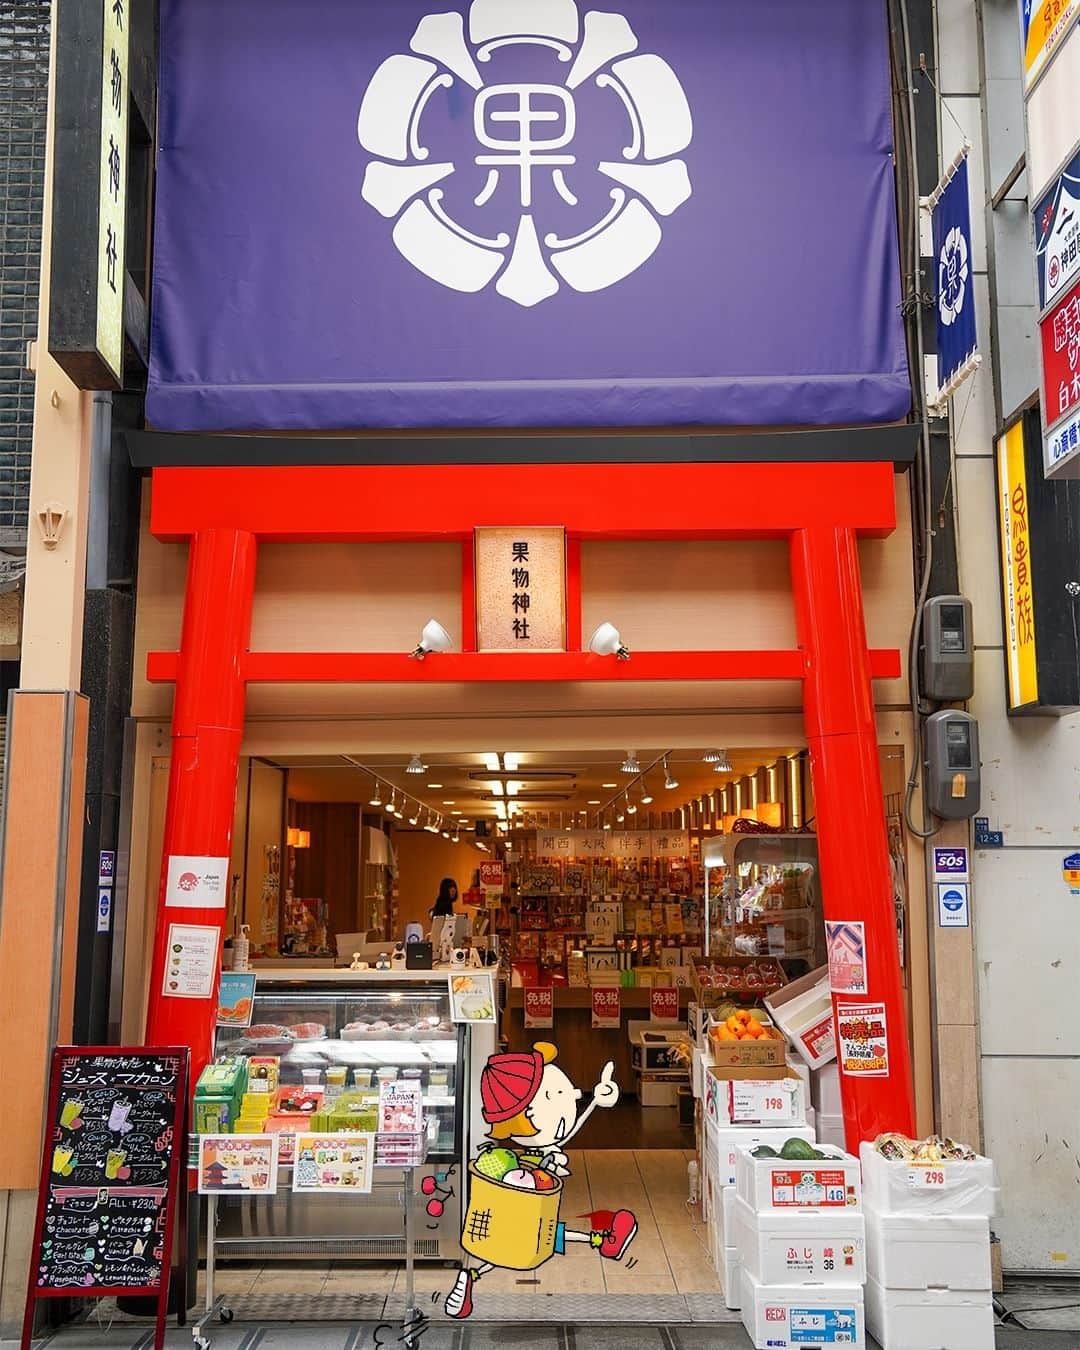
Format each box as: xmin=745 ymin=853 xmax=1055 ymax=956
xmin=699 ymin=1009 xmax=816 ymax=1311
xmin=734 ymin=1139 xmax=866 ymax=1349
xmin=765 ymin=965 xmax=842 ymax=1147
xmin=860 ymin=1136 xmax=999 ymax=1349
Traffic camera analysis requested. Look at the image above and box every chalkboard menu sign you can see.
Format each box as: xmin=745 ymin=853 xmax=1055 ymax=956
xmin=22 ymin=1047 xmax=189 ymax=1350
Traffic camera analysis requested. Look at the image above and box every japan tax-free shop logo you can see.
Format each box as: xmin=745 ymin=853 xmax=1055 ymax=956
xmin=357 ymin=0 xmax=694 ymax=307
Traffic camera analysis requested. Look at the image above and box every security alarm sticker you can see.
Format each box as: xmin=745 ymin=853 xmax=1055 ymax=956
xmin=836 ymin=1000 xmax=889 ymax=1077
xmin=165 ymin=855 xmax=229 ymax=909
xmin=1063 ymin=853 xmax=1080 ymax=895
xmin=936 ymin=882 xmax=970 ymax=928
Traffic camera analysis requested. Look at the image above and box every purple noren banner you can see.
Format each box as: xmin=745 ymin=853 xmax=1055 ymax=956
xmin=147 ymin=0 xmax=911 ymax=433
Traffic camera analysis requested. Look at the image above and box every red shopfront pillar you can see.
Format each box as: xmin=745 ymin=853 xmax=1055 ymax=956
xmin=791 ymin=525 xmax=916 ymax=1147
xmin=144 ymin=529 xmax=256 ymax=1087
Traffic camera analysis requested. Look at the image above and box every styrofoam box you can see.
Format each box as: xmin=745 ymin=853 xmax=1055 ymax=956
xmin=865 ymin=1276 xmax=993 ymax=1350
xmin=859 ymin=1143 xmax=999 ymax=1219
xmin=692 ymin=1047 xmax=714 ymax=1100
xmin=812 ymin=1060 xmax=842 ymax=1116
xmin=740 ymin=1269 xmax=864 ymax=1349
xmin=716 ymin=1072 xmax=809 ymax=1128
xmin=765 ymin=966 xmax=837 ymax=1069
xmin=709 ymin=1119 xmax=817 ymax=1188
xmin=816 ymin=1111 xmax=845 ymax=1151
xmin=720 ymin=1243 xmax=741 ymax=1310
xmin=736 ymin=1143 xmax=862 ymax=1213
xmin=735 ymin=1194 xmax=866 ymax=1286
xmin=866 ymin=1213 xmax=991 ymax=1291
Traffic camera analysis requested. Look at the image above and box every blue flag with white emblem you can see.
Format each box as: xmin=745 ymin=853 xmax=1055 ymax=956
xmin=932 ymin=154 xmax=978 ymax=395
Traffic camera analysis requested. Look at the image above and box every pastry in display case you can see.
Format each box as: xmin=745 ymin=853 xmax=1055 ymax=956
xmin=209 ymin=973 xmax=467 ymax=1260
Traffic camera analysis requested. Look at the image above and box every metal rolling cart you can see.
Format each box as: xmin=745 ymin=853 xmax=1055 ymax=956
xmin=192 ymin=1125 xmax=432 ymax=1350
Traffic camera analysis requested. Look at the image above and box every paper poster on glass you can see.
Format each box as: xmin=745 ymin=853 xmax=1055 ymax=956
xmin=216 ymin=971 xmax=257 ymax=1027
xmin=198 ymin=1134 xmax=279 ymax=1195
xmin=292 ymin=1133 xmax=374 ymax=1194
xmin=449 ymin=971 xmax=496 ymax=1023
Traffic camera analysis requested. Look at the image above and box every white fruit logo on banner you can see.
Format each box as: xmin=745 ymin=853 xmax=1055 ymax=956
xmin=357 ymin=1 xmax=693 ymax=307
xmin=938 ymin=224 xmax=969 ymax=327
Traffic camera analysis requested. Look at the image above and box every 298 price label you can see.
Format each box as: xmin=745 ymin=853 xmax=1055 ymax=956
xmin=907 ymin=1167 xmax=946 ymax=1187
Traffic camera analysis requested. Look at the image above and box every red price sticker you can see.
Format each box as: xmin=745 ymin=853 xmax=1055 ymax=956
xmin=908 ymin=1167 xmax=947 ymax=1188
xmin=650 ymin=986 xmax=679 ymax=1021
xmin=729 ymin=1079 xmax=796 ymax=1124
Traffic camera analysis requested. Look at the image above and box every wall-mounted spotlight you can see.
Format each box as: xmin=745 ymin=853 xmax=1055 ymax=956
xmin=410 ymin=619 xmax=453 ymax=660
xmin=588 ymin=622 xmax=631 ymax=661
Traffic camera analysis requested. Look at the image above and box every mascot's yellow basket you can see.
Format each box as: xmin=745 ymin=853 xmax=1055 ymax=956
xmin=461 ymin=1162 xmax=564 ymax=1270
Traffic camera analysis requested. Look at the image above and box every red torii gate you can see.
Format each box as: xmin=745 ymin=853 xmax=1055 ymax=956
xmin=142 ymin=460 xmax=916 ymax=1147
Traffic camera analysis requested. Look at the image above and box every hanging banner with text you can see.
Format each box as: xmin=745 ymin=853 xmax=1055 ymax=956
xmin=650 ymin=986 xmax=679 ymax=1021
xmin=591 ymin=987 xmax=621 ymax=1030
xmin=149 ymin=0 xmax=909 ymax=434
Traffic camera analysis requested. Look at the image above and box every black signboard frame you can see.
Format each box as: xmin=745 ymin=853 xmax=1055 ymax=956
xmin=22 ymin=1046 xmax=189 ymax=1350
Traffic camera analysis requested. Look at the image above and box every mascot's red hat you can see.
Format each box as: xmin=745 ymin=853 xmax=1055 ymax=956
xmin=479 ymin=1049 xmax=544 ymax=1123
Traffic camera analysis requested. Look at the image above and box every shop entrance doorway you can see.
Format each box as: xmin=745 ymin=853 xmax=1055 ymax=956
xmin=141 ymin=460 xmax=916 ymax=1150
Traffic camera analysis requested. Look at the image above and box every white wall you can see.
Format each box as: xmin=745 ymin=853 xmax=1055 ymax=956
xmin=943 ymin=0 xmax=1080 ymax=1273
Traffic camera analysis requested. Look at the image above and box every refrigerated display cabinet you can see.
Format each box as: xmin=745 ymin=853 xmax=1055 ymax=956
xmin=211 ymin=971 xmax=469 ymax=1261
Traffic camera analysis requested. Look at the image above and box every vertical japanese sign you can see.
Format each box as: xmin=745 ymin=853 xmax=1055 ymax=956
xmin=591 ymin=987 xmax=621 ymax=1030
xmin=1020 ymin=0 xmax=1080 ymax=92
xmin=478 ymin=860 xmax=505 ymax=904
xmin=475 ymin=528 xmax=566 ymax=651
xmin=1041 ymin=279 xmax=1080 ymax=458
xmin=996 ymin=422 xmax=1040 ymax=709
xmin=97 ymin=0 xmax=129 ymax=384
xmin=929 ymin=152 xmax=978 ymax=402
xmin=524 ymin=986 xmax=554 ymax=1030
xmin=1034 ymin=148 xmax=1080 ymax=313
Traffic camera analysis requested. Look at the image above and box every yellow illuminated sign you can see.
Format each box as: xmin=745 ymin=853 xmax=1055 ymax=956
xmin=96 ymin=0 xmax=130 ymax=385
xmin=996 ymin=421 xmax=1039 ymax=710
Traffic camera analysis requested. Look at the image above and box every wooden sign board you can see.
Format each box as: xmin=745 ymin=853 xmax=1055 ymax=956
xmin=22 ymin=1047 xmax=189 ymax=1350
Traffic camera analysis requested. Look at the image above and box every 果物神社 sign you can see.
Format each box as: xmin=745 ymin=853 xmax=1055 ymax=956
xmin=147 ymin=0 xmax=910 ymax=434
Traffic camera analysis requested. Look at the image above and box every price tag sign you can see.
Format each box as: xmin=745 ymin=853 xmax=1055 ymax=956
xmin=650 ymin=986 xmax=679 ymax=1021
xmin=729 ymin=1079 xmax=797 ymax=1124
xmin=591 ymin=986 xmax=621 ymax=1029
xmin=523 ymin=985 xmax=554 ymax=1029
xmin=907 ymin=1167 xmax=947 ymax=1188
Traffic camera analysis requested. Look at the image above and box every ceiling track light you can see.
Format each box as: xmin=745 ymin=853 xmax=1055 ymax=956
xmin=369 ymin=781 xmax=382 ymax=807
xmin=620 ymin=750 xmax=641 ymax=775
xmin=663 ymin=755 xmax=679 ymax=790
xmin=713 ymin=751 xmax=734 ymax=774
xmin=640 ymin=777 xmax=654 ymax=805
xmin=406 ymin=753 xmax=426 ymax=775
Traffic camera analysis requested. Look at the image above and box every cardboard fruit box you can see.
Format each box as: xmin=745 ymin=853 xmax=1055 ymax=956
xmin=707 ymin=1015 xmax=787 ymax=1069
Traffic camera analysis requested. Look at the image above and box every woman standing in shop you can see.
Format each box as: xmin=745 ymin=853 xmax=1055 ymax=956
xmin=430 ymin=877 xmax=459 ymax=920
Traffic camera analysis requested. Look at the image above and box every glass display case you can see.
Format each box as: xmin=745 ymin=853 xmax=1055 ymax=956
xmin=708 ymin=835 xmax=825 ymax=978
xmin=210 ymin=972 xmax=468 ymax=1261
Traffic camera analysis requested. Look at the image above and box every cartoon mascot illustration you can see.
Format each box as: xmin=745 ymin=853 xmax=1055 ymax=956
xmin=445 ymin=1041 xmax=637 ymax=1318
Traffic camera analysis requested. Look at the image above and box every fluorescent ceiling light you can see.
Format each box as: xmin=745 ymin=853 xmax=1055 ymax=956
xmin=482 ymin=753 xmax=501 ymax=771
